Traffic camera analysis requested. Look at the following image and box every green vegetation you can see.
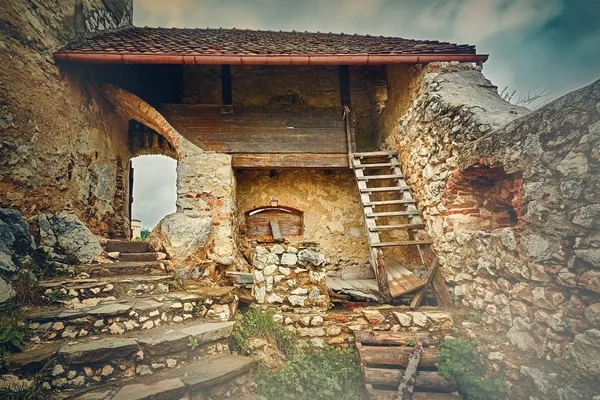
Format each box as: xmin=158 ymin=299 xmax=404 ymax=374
xmin=438 ymin=339 xmax=507 ymax=400
xmin=232 ymin=308 xmax=365 ymax=400
xmin=188 ymin=336 xmax=199 ymax=350
xmin=231 ymin=307 xmax=294 ymax=358
xmin=0 ymin=301 xmax=26 ymax=366
xmin=256 ymin=345 xmax=365 ymax=400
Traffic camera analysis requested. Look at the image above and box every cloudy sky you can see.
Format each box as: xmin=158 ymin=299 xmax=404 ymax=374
xmin=130 ymin=0 xmax=600 ymax=230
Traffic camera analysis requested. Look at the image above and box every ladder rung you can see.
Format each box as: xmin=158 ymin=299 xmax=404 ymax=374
xmin=358 ymin=174 xmax=403 ymax=181
xmin=353 ymin=151 xmax=398 ymax=158
xmin=371 ymin=240 xmax=433 ymax=247
xmin=354 ymin=162 xmax=399 ymax=169
xmin=366 ymin=211 xmax=421 ymax=218
xmin=360 ymin=187 xmax=409 ymax=193
xmin=363 ymin=200 xmax=414 ymax=206
xmin=369 ymin=224 xmax=426 ymax=231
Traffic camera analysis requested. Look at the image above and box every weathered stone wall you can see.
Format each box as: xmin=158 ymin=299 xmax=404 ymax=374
xmin=236 ymin=169 xmax=370 ymax=269
xmin=271 ymin=306 xmax=453 ymax=349
xmin=0 ymin=1 xmax=133 ymax=236
xmin=250 ymin=243 xmax=329 ymax=309
xmin=383 ymin=62 xmax=600 ymax=398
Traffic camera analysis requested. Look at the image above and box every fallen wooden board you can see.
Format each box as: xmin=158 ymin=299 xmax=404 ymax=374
xmin=363 ymin=368 xmax=457 ymax=392
xmin=367 ymin=389 xmax=460 ymax=400
xmin=356 ymin=344 xmax=439 ymax=368
xmin=410 ymin=256 xmax=439 ymax=309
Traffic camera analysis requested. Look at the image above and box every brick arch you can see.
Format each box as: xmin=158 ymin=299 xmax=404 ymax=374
xmin=102 ymin=84 xmax=183 ymax=155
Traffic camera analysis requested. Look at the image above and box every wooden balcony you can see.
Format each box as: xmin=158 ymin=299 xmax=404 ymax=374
xmin=161 ymin=104 xmax=354 ymax=168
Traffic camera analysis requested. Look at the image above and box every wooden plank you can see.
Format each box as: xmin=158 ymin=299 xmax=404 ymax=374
xmin=389 ymin=276 xmax=427 ymax=298
xmin=364 ymin=369 xmax=456 ymax=392
xmin=372 ymin=240 xmax=433 ymax=247
xmin=396 ymin=344 xmax=422 ymax=399
xmin=353 ymin=151 xmax=398 ymax=157
xmin=357 ymin=279 xmax=380 ymax=292
xmin=432 ymin=269 xmax=453 ymax=307
xmin=232 ymin=153 xmax=349 ymax=169
xmin=360 ymin=187 xmax=409 ymax=193
xmin=356 ymin=345 xmax=439 ymax=367
xmin=354 ymin=331 xmax=435 ymax=347
xmin=366 ymin=211 xmax=421 ymax=218
xmin=326 ymin=277 xmax=344 ymax=292
xmin=410 ymin=257 xmax=439 ymax=310
xmin=358 ymin=174 xmax=403 ymax=181
xmin=370 ymin=224 xmax=426 ymax=231
xmin=354 ymin=162 xmax=399 ymax=169
xmin=269 ymin=220 xmax=283 ymax=242
xmin=366 ymin=389 xmax=460 ymax=400
xmin=363 ymin=200 xmax=414 ymax=207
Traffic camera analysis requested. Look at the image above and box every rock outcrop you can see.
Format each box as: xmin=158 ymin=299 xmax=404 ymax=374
xmin=38 ymin=212 xmax=103 ymax=264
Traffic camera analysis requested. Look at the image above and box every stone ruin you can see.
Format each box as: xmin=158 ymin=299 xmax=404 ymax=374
xmin=0 ymin=1 xmax=599 ymax=399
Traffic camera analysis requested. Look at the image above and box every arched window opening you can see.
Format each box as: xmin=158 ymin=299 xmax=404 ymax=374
xmin=244 ymin=205 xmax=304 ymax=241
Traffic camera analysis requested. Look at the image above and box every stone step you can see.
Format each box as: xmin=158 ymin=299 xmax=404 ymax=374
xmin=26 ymin=291 xmax=236 ymax=342
xmin=105 ymin=240 xmax=149 ymax=253
xmin=118 ymin=252 xmax=162 ymax=262
xmin=39 ymin=275 xmax=176 ymax=301
xmin=75 ymin=261 xmax=170 ymax=277
xmin=72 ymin=354 xmax=255 ymax=400
xmin=8 ymin=321 xmax=238 ymax=392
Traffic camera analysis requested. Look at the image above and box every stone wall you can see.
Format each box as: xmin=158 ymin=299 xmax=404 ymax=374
xmin=0 ymin=1 xmax=133 ymax=236
xmin=250 ymin=243 xmax=329 ymax=309
xmin=271 ymin=306 xmax=453 ymax=349
xmin=236 ymin=169 xmax=370 ymax=269
xmin=382 ymin=62 xmax=600 ymax=398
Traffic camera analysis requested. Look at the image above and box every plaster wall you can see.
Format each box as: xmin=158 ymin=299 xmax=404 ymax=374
xmin=236 ymin=169 xmax=370 ymax=269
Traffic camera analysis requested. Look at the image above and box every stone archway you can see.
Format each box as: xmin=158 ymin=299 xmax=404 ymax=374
xmin=101 ymin=85 xmax=236 ymax=266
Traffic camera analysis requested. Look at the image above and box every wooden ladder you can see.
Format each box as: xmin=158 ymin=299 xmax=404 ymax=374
xmin=352 ymin=151 xmax=451 ymax=306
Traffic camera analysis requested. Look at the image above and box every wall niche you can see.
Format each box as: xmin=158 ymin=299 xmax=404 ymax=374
xmin=443 ymin=163 xmax=521 ymax=230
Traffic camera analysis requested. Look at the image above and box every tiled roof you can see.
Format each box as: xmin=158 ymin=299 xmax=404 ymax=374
xmin=60 ymin=26 xmax=478 ymax=56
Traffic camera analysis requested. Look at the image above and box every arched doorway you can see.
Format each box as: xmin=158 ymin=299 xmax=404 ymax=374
xmin=130 ymin=155 xmax=177 ymax=238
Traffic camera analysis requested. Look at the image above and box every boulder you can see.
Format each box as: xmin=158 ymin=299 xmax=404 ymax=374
xmin=38 ymin=212 xmax=102 ymax=264
xmin=147 ymin=213 xmax=211 ymax=263
xmin=0 ymin=207 xmax=35 ymax=258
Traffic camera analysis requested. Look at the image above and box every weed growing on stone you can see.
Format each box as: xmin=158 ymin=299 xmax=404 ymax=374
xmin=255 ymin=345 xmax=365 ymax=400
xmin=0 ymin=359 xmax=53 ymax=399
xmin=231 ymin=308 xmax=294 ymax=358
xmin=438 ymin=338 xmax=507 ymax=400
xmin=0 ymin=300 xmax=26 ymax=366
xmin=188 ymin=336 xmax=200 ymax=350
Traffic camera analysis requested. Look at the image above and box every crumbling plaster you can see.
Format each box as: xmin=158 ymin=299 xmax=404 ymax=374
xmin=236 ymin=169 xmax=370 ymax=270
xmin=383 ymin=61 xmax=600 ymax=398
xmin=0 ymin=0 xmax=132 ymax=236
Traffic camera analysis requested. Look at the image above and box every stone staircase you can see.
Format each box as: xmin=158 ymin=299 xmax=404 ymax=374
xmin=2 ymin=240 xmax=255 ymax=399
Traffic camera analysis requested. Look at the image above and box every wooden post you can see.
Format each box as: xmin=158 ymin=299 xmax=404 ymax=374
xmin=339 ymin=65 xmax=354 ymax=167
xmin=221 ymin=65 xmax=233 ymax=106
xmin=395 ymin=343 xmax=423 ymax=400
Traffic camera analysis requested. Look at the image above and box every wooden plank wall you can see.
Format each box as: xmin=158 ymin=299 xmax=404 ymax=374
xmin=161 ymin=104 xmax=350 ymax=153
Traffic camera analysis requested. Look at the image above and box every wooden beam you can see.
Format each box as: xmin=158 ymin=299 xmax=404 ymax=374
xmin=356 ymin=344 xmax=439 ymax=367
xmin=363 ymin=368 xmax=457 ymax=392
xmin=231 ymin=153 xmax=349 ymax=169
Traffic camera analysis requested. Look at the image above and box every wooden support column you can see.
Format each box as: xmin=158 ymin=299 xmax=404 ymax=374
xmin=221 ymin=65 xmax=233 ymax=106
xmin=339 ymin=65 xmax=355 ymax=166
